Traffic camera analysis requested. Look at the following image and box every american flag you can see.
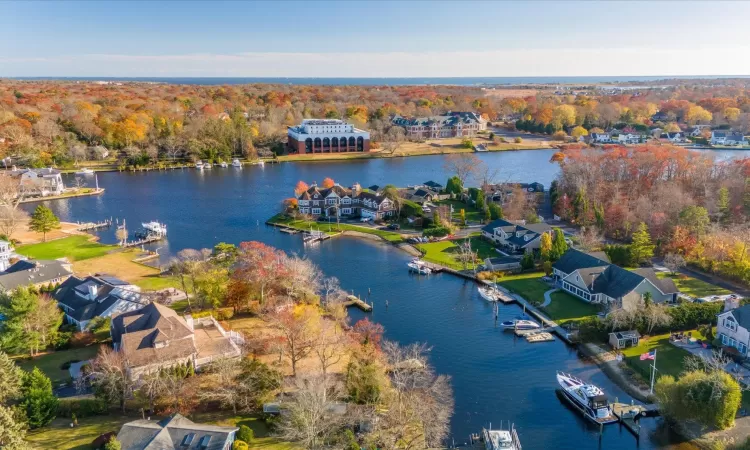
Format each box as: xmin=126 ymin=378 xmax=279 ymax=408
xmin=640 ymin=350 xmax=656 ymax=361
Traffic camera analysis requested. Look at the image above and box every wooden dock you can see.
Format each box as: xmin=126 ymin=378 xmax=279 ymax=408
xmin=611 ymin=402 xmax=657 ymax=438
xmin=76 ymin=219 xmax=112 ymax=231
xmin=343 ymin=295 xmax=372 ymax=312
xmin=122 ymin=235 xmax=165 ymax=248
xmin=279 ymin=228 xmax=300 ymax=235
xmin=525 ymin=331 xmax=555 ymax=343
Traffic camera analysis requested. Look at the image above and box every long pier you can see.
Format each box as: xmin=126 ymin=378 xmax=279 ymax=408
xmin=343 ymin=295 xmax=373 ymax=312
xmin=76 ymin=219 xmax=112 ymax=231
xmin=122 ymin=235 xmax=165 ymax=248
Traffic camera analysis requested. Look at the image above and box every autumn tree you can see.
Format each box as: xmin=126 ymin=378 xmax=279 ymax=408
xmin=539 ymin=232 xmax=553 ymax=261
xmin=88 ymin=346 xmax=135 ymax=413
xmin=29 ymin=205 xmax=60 ymax=242
xmin=233 ymin=241 xmax=287 ymax=306
xmin=630 ymin=222 xmax=655 ymax=266
xmin=551 ymin=228 xmax=568 ymax=261
xmin=321 ymin=177 xmax=335 ymax=189
xmin=294 ymin=181 xmax=310 ymax=196
xmin=266 ymin=304 xmax=321 ymax=377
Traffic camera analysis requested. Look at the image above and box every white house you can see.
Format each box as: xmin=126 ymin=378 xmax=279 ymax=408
xmin=690 ymin=125 xmax=711 ymax=137
xmin=716 ymin=301 xmax=750 ymax=357
xmin=54 ymin=275 xmax=148 ymax=330
xmin=481 ymin=219 xmax=553 ymax=254
xmin=0 ymin=240 xmax=13 ymax=271
xmin=590 ymin=133 xmax=612 ymax=143
xmin=9 ymin=168 xmax=64 ymax=197
xmin=711 ymin=131 xmax=747 ymax=146
xmin=616 ymin=133 xmax=643 ymax=144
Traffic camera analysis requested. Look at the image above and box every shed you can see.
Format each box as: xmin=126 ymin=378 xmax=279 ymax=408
xmin=484 ymin=256 xmax=521 ymax=271
xmin=609 ymin=330 xmax=641 ymax=350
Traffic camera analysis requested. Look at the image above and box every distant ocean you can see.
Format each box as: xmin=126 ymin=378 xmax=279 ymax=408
xmin=9 ymin=75 xmax=750 ymax=86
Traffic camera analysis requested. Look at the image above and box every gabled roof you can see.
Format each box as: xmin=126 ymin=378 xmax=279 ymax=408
xmin=116 ymin=413 xmax=237 ymax=450
xmin=54 ymin=275 xmax=144 ymax=322
xmin=423 ymin=181 xmax=443 ymax=189
xmin=0 ymin=259 xmax=72 ymax=291
xmin=553 ymin=248 xmax=610 ymax=275
xmin=590 ymin=265 xmax=646 ymax=299
xmin=723 ymin=304 xmax=750 ymax=330
xmin=631 ymin=268 xmax=678 ymax=295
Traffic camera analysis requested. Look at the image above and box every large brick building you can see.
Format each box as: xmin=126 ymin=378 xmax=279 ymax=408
xmin=287 ymin=119 xmax=370 ymax=154
xmin=392 ymin=111 xmax=486 ymax=140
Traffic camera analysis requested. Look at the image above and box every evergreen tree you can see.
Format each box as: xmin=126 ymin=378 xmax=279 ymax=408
xmin=520 ymin=252 xmax=535 ymax=270
xmin=484 ymin=207 xmax=491 ymax=224
xmin=0 ymin=351 xmax=23 ymax=404
xmin=540 ymin=232 xmax=553 ymax=262
xmin=551 ymin=228 xmax=568 ymax=261
xmin=630 ymin=222 xmax=655 ymax=266
xmin=572 ymin=189 xmax=588 ymax=224
xmin=0 ymin=404 xmax=30 ymax=449
xmin=21 ymin=367 xmax=58 ymax=428
xmin=459 ymin=209 xmax=466 ymax=226
xmin=488 ymin=203 xmax=503 ymax=220
xmin=594 ymin=204 xmax=605 ymax=229
xmin=445 ymin=176 xmax=463 ymax=195
xmin=104 ymin=436 xmax=122 ymax=450
xmin=475 ymin=191 xmax=485 ymax=211
xmin=29 ymin=205 xmax=60 ymax=242
xmin=717 ymin=187 xmax=730 ymax=224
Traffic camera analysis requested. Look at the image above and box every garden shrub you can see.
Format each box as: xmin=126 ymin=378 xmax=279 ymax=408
xmin=236 ymin=425 xmax=253 ymax=444
xmin=423 ymin=227 xmax=450 ymax=238
xmin=232 ymin=441 xmax=249 ymax=450
xmin=58 ymin=398 xmax=109 ymax=418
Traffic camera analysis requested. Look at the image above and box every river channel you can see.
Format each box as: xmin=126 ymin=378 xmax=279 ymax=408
xmin=25 ymin=150 xmax=745 ymax=449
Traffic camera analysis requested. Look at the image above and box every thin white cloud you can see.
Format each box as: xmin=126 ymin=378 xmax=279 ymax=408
xmin=2 ymin=48 xmax=750 ymax=77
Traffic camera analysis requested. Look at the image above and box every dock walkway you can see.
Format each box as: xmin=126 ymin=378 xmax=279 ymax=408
xmin=343 ymin=295 xmax=372 ymax=312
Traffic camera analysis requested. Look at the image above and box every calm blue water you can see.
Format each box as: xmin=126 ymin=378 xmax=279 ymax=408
xmin=24 ymin=152 xmax=704 ymax=448
xmin=12 ymin=76 xmax=750 ymax=86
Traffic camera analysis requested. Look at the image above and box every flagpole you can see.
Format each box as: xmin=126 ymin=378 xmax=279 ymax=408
xmin=650 ymin=349 xmax=657 ymax=394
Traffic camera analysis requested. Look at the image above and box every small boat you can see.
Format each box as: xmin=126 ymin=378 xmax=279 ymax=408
xmin=478 ymin=285 xmax=503 ymax=302
xmin=556 ymin=371 xmax=618 ymax=424
xmin=407 ymin=259 xmax=432 ymax=275
xmin=75 ymin=168 xmax=94 ymax=175
xmin=500 ymin=319 xmax=540 ymax=330
xmin=195 ymin=161 xmax=204 ymax=170
xmin=231 ymin=158 xmax=242 ymax=167
xmin=483 ymin=425 xmax=522 ymax=450
xmin=203 ymin=163 xmax=212 ymax=170
xmin=141 ymin=221 xmax=167 ymax=236
xmin=219 ymin=161 xmax=228 ymax=168
xmin=256 ymin=160 xmax=265 ymax=166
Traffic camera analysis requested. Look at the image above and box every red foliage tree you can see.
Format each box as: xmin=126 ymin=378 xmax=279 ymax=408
xmin=321 ymin=177 xmax=335 ymax=188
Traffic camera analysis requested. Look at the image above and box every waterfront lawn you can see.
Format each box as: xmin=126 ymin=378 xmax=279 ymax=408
xmin=620 ymin=330 xmax=708 ymax=382
xmin=434 ymin=199 xmax=482 ymax=223
xmin=498 ymin=273 xmax=547 ymax=304
xmin=72 ymin=249 xmax=185 ymax=292
xmin=16 ymin=235 xmax=115 ymax=262
xmin=542 ymin=291 xmax=601 ymax=325
xmin=15 ymin=345 xmax=102 ymax=386
xmin=416 ymin=236 xmax=497 ymax=270
xmin=269 ymin=215 xmax=403 ymax=243
xmin=657 ymin=272 xmax=731 ymax=298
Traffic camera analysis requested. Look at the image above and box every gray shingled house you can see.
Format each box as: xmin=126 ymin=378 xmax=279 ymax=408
xmin=116 ymin=414 xmax=237 ymax=450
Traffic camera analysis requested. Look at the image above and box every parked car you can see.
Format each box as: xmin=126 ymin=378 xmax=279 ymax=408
xmin=387 ymin=223 xmax=400 ymax=230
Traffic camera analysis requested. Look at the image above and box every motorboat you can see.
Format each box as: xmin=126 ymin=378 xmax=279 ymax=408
xmin=478 ymin=285 xmax=503 ymax=302
xmin=203 ymin=162 xmax=212 ymax=169
xmin=483 ymin=425 xmax=522 ymax=450
xmin=500 ymin=319 xmax=540 ymax=330
xmin=75 ymin=168 xmax=94 ymax=175
xmin=257 ymin=160 xmax=265 ymax=166
xmin=231 ymin=158 xmax=242 ymax=167
xmin=219 ymin=161 xmax=228 ymax=168
xmin=407 ymin=259 xmax=432 ymax=275
xmin=141 ymin=221 xmax=167 ymax=236
xmin=195 ymin=161 xmax=204 ymax=170
xmin=556 ymin=372 xmax=618 ymax=424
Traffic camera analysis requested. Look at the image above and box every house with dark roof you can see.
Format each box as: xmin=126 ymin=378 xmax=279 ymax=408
xmin=651 ymin=111 xmax=669 ymax=122
xmin=54 ymin=275 xmax=147 ymax=330
xmin=423 ymin=181 xmax=443 ymax=190
xmin=0 ymin=259 xmax=72 ymax=292
xmin=111 ymin=303 xmax=242 ymax=379
xmin=710 ymin=131 xmax=747 ymax=146
xmin=552 ymin=249 xmax=678 ymax=310
xmin=481 ymin=219 xmax=553 ymax=254
xmin=296 ymin=183 xmax=395 ymax=219
xmin=716 ymin=303 xmax=750 ymax=357
xmin=392 ymin=112 xmax=486 ymax=139
xmin=116 ymin=413 xmax=237 ymax=450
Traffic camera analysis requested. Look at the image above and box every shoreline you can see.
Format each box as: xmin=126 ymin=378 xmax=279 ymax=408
xmin=19 ymin=188 xmax=105 ymax=204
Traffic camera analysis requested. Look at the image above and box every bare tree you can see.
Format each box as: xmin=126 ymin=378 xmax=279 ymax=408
xmin=642 ymin=303 xmax=672 ymax=334
xmin=663 ymin=253 xmax=686 ymax=275
xmin=282 ymin=255 xmax=321 ymax=303
xmin=198 ymin=357 xmax=249 ymax=414
xmin=577 ymin=226 xmax=604 ymax=252
xmin=0 ymin=175 xmax=22 ymax=209
xmin=456 ymin=238 xmax=477 ymax=271
xmin=277 ymin=376 xmax=350 ymax=450
xmin=443 ymin=153 xmax=481 ymax=186
xmin=137 ymin=371 xmax=165 ymax=415
xmin=314 ymin=319 xmax=348 ymax=377
xmin=87 ymin=347 xmax=136 ymax=413
xmin=0 ymin=205 xmax=28 ymax=239
xmin=321 ymin=276 xmax=343 ymax=305
xmin=72 ymin=176 xmax=87 ymax=190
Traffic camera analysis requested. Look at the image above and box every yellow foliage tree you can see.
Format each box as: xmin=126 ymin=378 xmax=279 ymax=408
xmin=571 ymin=126 xmax=588 ymax=139
xmin=685 ymin=105 xmax=713 ymax=125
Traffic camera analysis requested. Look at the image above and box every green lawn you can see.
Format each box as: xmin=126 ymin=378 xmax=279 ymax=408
xmin=499 ymin=274 xmax=547 ymax=304
xmin=17 ymin=235 xmax=115 ymax=262
xmin=542 ymin=291 xmax=601 ymax=324
xmin=27 ymin=412 xmax=297 ymax=450
xmin=620 ymin=330 xmax=708 ymax=383
xmin=269 ymin=215 xmax=403 ymax=243
xmin=657 ymin=273 xmax=731 ymax=298
xmin=416 ymin=236 xmax=497 ymax=270
xmin=435 ymin=199 xmax=482 ymax=223
xmin=15 ymin=345 xmax=102 ymax=386
xmin=133 ymin=274 xmax=186 ymax=291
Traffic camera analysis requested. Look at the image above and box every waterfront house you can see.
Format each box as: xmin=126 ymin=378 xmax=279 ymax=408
xmin=716 ymin=302 xmax=750 ymax=357
xmin=116 ymin=413 xmax=237 ymax=450
xmin=711 ymin=131 xmax=747 ymax=146
xmin=9 ymin=168 xmax=64 ymax=197
xmin=287 ymin=119 xmax=370 ymax=154
xmin=616 ymin=133 xmax=644 ymax=144
xmin=296 ymin=183 xmax=395 ymax=220
xmin=589 ymin=132 xmax=612 ymax=143
xmin=651 ymin=111 xmax=669 ymax=122
xmin=486 ymin=182 xmax=544 ymax=203
xmin=54 ymin=275 xmax=148 ymax=330
xmin=608 ymin=330 xmax=640 ymax=350
xmin=481 ymin=219 xmax=553 ymax=254
xmin=392 ymin=111 xmax=486 ymax=140
xmin=87 ymin=145 xmax=110 ymax=160
xmin=0 ymin=258 xmax=72 ymax=292
xmin=552 ymin=249 xmax=678 ymax=310
xmin=400 ymin=185 xmax=445 ymax=204
xmin=111 ymin=302 xmax=242 ymax=379
xmin=423 ymin=180 xmax=444 ymax=190
xmin=690 ymin=125 xmax=711 ymax=137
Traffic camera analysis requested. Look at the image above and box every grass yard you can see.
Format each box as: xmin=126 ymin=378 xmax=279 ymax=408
xmin=416 ymin=236 xmax=497 ymax=270
xmin=620 ymin=330 xmax=708 ymax=383
xmin=434 ymin=199 xmax=483 ymax=223
xmin=17 ymin=235 xmax=115 ymax=262
xmin=498 ymin=273 xmax=547 ymax=304
xmin=657 ymin=272 xmax=731 ymax=298
xmin=15 ymin=345 xmax=102 ymax=386
xmin=71 ymin=249 xmax=184 ymax=292
xmin=542 ymin=291 xmax=601 ymax=324
xmin=269 ymin=215 xmax=403 ymax=243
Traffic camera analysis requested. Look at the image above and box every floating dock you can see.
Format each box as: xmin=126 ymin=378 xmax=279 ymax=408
xmin=279 ymin=228 xmax=300 ymax=235
xmin=76 ymin=219 xmax=112 ymax=231
xmin=343 ymin=295 xmax=372 ymax=312
xmin=611 ymin=402 xmax=658 ymax=438
xmin=525 ymin=332 xmax=555 ymax=343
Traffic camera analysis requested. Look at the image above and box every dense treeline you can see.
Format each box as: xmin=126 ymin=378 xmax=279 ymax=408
xmin=553 ymin=144 xmax=750 ymax=284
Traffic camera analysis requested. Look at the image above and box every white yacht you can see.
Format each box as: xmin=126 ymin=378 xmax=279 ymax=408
xmin=256 ymin=160 xmax=265 ymax=166
xmin=500 ymin=319 xmax=540 ymax=330
xmin=478 ymin=285 xmax=503 ymax=302
xmin=407 ymin=259 xmax=432 ymax=275
xmin=219 ymin=161 xmax=228 ymax=168
xmin=75 ymin=168 xmax=94 ymax=175
xmin=231 ymin=158 xmax=242 ymax=167
xmin=483 ymin=426 xmax=522 ymax=450
xmin=556 ymin=372 xmax=617 ymax=424
xmin=141 ymin=221 xmax=167 ymax=236
xmin=195 ymin=161 xmax=204 ymax=170
xmin=203 ymin=162 xmax=212 ymax=169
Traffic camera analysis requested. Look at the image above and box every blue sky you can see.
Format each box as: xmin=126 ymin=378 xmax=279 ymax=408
xmin=2 ymin=1 xmax=750 ymax=77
